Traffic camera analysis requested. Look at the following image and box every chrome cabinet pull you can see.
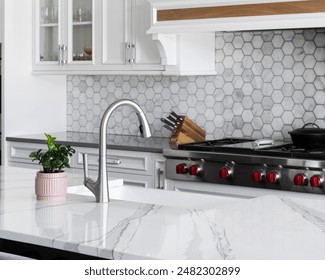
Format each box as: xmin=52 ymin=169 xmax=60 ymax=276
xmin=125 ymin=42 xmax=136 ymax=64
xmin=107 ymin=157 xmax=121 ymax=165
xmin=58 ymin=44 xmax=63 ymax=65
xmin=62 ymin=45 xmax=67 ymax=65
xmin=125 ymin=42 xmax=132 ymax=63
xmin=58 ymin=44 xmax=67 ymax=65
xmin=130 ymin=43 xmax=136 ymax=63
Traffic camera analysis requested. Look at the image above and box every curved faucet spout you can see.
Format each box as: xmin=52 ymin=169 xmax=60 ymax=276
xmin=83 ymin=99 xmax=152 ymax=203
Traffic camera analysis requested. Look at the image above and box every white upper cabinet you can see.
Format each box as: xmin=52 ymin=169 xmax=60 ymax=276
xmin=101 ymin=0 xmax=162 ymax=71
xmin=33 ymin=0 xmax=163 ymax=74
xmin=33 ymin=0 xmax=97 ymax=73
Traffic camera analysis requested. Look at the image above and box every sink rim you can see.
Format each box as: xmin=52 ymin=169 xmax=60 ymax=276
xmin=67 ymin=184 xmax=244 ymax=209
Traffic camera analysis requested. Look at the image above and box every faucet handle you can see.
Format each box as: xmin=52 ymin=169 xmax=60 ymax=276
xmin=82 ymin=153 xmax=89 ymax=181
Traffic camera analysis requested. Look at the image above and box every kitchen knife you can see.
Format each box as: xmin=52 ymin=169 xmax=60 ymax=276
xmin=167 ymin=115 xmax=181 ymax=126
xmin=163 ymin=125 xmax=175 ymax=133
xmin=161 ymin=118 xmax=177 ymax=129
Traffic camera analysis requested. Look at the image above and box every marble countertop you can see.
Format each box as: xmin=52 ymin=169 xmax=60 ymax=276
xmin=1 ymin=166 xmax=325 ymax=260
xmin=6 ymin=132 xmax=170 ymax=153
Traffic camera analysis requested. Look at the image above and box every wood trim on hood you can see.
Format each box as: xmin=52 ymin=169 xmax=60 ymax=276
xmin=157 ymin=0 xmax=325 ymax=21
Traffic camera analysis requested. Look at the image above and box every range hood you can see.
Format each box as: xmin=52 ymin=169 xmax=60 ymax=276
xmin=147 ymin=0 xmax=325 ymax=75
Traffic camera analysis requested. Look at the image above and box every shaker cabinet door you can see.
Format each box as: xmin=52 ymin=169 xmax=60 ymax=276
xmin=101 ymin=0 xmax=132 ymax=69
xmin=34 ymin=0 xmax=62 ymax=71
xmin=101 ymin=0 xmax=162 ymax=71
xmin=131 ymin=0 xmax=162 ymax=70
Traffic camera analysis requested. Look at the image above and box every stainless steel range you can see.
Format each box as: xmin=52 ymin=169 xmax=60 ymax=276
xmin=163 ymin=138 xmax=325 ymax=198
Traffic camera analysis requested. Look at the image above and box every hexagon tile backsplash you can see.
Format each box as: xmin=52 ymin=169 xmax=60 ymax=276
xmin=67 ymin=29 xmax=325 ymax=140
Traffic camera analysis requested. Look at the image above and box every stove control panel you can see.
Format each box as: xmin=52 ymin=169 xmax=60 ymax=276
xmin=166 ymin=157 xmax=325 ymax=195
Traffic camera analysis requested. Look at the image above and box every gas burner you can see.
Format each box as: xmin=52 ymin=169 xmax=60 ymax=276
xmin=290 ymin=146 xmax=325 ymax=153
xmin=178 ymin=138 xmax=254 ymax=152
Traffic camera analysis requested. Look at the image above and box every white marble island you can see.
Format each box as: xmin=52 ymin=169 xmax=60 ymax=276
xmin=1 ymin=166 xmax=325 ymax=260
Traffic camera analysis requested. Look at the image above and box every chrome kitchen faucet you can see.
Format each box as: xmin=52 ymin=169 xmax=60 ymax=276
xmin=82 ymin=99 xmax=152 ymax=202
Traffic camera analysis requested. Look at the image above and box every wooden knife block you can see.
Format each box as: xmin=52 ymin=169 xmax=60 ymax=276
xmin=169 ymin=116 xmax=205 ymax=149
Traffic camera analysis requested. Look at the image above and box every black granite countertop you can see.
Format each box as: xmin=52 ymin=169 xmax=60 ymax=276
xmin=6 ymin=132 xmax=170 ymax=153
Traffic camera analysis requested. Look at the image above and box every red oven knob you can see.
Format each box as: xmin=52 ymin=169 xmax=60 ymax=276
xmin=293 ymin=173 xmax=307 ymax=186
xmin=176 ymin=163 xmax=188 ymax=174
xmin=266 ymin=171 xmax=279 ymax=184
xmin=251 ymin=170 xmax=263 ymax=183
xmin=189 ymin=164 xmax=202 ymax=176
xmin=219 ymin=167 xmax=231 ymax=180
xmin=310 ymin=175 xmax=322 ymax=188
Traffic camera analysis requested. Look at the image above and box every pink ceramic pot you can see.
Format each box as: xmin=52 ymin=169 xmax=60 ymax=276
xmin=35 ymin=171 xmax=67 ymax=200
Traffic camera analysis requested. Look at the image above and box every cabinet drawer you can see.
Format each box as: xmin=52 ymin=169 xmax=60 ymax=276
xmin=8 ymin=142 xmax=47 ymax=164
xmin=75 ymin=147 xmax=153 ymax=175
xmin=73 ymin=167 xmax=153 ymax=188
xmin=109 ymin=171 xmax=153 ymax=188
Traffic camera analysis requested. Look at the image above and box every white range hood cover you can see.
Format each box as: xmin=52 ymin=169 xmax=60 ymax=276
xmin=147 ymin=0 xmax=325 ymax=75
xmin=147 ymin=0 xmax=325 ymax=34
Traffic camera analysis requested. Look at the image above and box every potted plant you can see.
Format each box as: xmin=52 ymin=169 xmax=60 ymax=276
xmin=29 ymin=133 xmax=75 ymax=200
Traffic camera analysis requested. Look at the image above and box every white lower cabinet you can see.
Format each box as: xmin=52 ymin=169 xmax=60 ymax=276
xmin=8 ymin=142 xmax=48 ymax=170
xmin=7 ymin=141 xmax=166 ymax=189
xmin=74 ymin=146 xmax=156 ymax=188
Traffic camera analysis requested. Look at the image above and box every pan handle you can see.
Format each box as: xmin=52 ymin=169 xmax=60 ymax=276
xmin=302 ymin=123 xmax=320 ymax=129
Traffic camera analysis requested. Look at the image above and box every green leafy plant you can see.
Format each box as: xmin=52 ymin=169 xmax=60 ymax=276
xmin=29 ymin=133 xmax=75 ymax=173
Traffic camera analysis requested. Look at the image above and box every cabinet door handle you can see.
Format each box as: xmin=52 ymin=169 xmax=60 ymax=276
xmin=58 ymin=44 xmax=63 ymax=65
xmin=58 ymin=44 xmax=67 ymax=65
xmin=125 ymin=42 xmax=136 ymax=64
xmin=125 ymin=42 xmax=132 ymax=64
xmin=130 ymin=43 xmax=136 ymax=64
xmin=62 ymin=45 xmax=68 ymax=65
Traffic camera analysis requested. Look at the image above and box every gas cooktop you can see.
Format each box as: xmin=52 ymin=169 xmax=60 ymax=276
xmin=164 ymin=137 xmax=325 ymax=195
xmin=178 ymin=138 xmax=325 ymax=160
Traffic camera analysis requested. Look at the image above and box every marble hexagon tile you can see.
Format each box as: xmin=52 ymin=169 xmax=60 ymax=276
xmin=68 ymin=29 xmax=325 ymax=140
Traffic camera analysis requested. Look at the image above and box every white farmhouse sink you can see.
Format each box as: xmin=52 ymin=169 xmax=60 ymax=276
xmin=68 ymin=180 xmax=243 ymax=209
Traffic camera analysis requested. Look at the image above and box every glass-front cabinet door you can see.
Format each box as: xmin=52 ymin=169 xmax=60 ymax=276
xmin=33 ymin=0 xmax=95 ymax=72
xmin=37 ymin=0 xmax=60 ymax=64
xmin=70 ymin=0 xmax=93 ymax=63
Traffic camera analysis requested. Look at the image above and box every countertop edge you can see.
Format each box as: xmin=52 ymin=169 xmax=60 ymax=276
xmin=6 ymin=135 xmax=168 ymax=154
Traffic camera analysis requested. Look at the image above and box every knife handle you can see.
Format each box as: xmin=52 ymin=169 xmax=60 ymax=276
xmin=167 ymin=115 xmax=181 ymax=125
xmin=170 ymin=111 xmax=183 ymax=121
xmin=161 ymin=118 xmax=176 ymax=128
xmin=163 ymin=125 xmax=174 ymax=132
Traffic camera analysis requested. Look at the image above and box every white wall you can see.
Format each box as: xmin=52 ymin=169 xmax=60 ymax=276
xmin=2 ymin=0 xmax=66 ymax=165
